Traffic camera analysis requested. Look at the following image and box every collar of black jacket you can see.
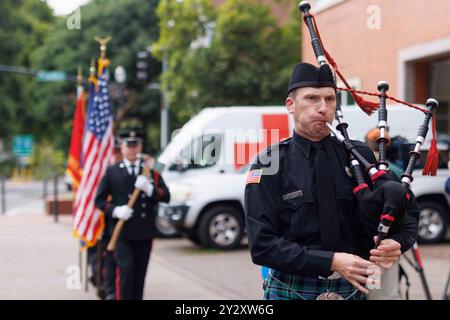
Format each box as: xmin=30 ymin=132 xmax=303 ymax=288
xmin=292 ymin=130 xmax=332 ymax=159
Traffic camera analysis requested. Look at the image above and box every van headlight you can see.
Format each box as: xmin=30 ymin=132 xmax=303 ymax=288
xmin=169 ymin=183 xmax=193 ymax=202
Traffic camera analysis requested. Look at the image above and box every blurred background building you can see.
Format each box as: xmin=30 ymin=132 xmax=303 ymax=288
xmin=302 ymin=0 xmax=450 ymax=133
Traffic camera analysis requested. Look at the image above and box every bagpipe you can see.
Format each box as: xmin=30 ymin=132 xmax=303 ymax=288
xmin=298 ymin=1 xmax=439 ymax=247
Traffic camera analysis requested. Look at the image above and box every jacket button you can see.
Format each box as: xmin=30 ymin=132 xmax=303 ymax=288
xmin=141 ymin=213 xmax=146 ymax=218
xmin=142 ymin=203 xmax=147 ymax=208
xmin=141 ymin=194 xmax=146 ymax=198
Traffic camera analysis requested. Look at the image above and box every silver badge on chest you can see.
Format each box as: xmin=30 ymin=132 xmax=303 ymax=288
xmin=345 ymin=166 xmax=352 ymax=177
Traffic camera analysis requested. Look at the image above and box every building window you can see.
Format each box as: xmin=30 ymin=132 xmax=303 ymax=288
xmin=430 ymin=58 xmax=450 ymax=133
xmin=336 ymin=78 xmax=361 ymax=107
xmin=435 ymin=102 xmax=449 ymax=134
xmin=313 ymin=0 xmax=347 ymax=13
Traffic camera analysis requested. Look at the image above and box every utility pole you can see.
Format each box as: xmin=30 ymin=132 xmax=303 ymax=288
xmin=160 ymin=55 xmax=169 ymax=149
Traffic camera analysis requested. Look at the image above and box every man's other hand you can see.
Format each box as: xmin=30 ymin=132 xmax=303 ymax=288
xmin=370 ymin=236 xmax=401 ymax=270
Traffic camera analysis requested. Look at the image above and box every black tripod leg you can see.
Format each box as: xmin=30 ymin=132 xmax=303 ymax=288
xmin=442 ymin=272 xmax=450 ymax=300
xmin=411 ymin=242 xmax=432 ymax=300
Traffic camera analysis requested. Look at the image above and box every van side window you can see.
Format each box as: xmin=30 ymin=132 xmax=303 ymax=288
xmin=170 ymin=134 xmax=222 ymax=171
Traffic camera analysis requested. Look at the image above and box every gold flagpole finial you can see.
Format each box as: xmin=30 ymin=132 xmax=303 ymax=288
xmin=94 ymin=36 xmax=112 ymax=59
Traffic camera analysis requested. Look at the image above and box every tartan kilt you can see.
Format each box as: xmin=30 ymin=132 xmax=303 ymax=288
xmin=263 ymin=270 xmax=366 ymax=300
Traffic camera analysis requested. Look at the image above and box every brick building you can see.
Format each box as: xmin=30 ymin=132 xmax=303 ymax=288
xmin=302 ymin=0 xmax=450 ymax=133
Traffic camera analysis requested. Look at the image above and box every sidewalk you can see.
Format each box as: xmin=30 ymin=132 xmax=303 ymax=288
xmin=0 ymin=214 xmax=226 ymax=300
xmin=0 ymin=212 xmax=447 ymax=300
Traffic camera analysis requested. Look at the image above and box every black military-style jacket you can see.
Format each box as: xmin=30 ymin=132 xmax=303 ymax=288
xmin=244 ymin=131 xmax=419 ymax=278
xmin=95 ymin=160 xmax=170 ymax=240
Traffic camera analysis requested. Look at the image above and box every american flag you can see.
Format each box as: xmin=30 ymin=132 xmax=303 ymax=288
xmin=246 ymin=169 xmax=263 ymax=184
xmin=73 ymin=63 xmax=114 ymax=247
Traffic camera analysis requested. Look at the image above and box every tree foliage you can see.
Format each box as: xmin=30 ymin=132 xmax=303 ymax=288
xmin=30 ymin=0 xmax=162 ymax=152
xmin=153 ymin=0 xmax=301 ymax=126
xmin=1 ymin=0 xmax=303 ymax=166
xmin=0 ymin=0 xmax=54 ymax=141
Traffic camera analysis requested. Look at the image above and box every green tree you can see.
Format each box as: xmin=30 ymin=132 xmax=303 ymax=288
xmin=153 ymin=0 xmax=301 ymax=126
xmin=30 ymin=0 xmax=162 ymax=153
xmin=152 ymin=0 xmax=216 ymax=124
xmin=0 ymin=0 xmax=54 ymax=141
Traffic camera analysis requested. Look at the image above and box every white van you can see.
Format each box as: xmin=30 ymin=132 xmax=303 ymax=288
xmin=156 ymin=105 xmax=430 ymax=241
xmin=164 ymin=166 xmax=449 ymax=249
xmin=157 ymin=107 xmax=292 ymax=183
xmin=156 ymin=105 xmax=425 ymax=183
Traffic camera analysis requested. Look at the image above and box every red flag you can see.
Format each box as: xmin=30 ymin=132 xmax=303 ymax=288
xmin=66 ymin=85 xmax=86 ymax=192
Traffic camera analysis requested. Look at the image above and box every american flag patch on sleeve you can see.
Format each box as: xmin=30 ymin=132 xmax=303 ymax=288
xmin=246 ymin=169 xmax=263 ymax=184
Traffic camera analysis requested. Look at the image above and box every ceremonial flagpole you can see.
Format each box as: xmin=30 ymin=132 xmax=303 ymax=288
xmin=84 ymin=58 xmax=97 ymax=293
xmin=76 ymin=66 xmax=84 ymax=290
xmin=92 ymin=36 xmax=112 ymax=297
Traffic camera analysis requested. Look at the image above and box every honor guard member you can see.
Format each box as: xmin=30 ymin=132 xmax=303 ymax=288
xmin=97 ymin=138 xmax=122 ymax=300
xmin=95 ymin=130 xmax=170 ymax=300
xmin=245 ymin=63 xmax=420 ymax=300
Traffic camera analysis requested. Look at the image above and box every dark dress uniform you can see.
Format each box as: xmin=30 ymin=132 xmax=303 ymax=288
xmin=245 ymin=131 xmax=420 ymax=300
xmin=95 ymin=159 xmax=170 ymax=300
xmin=86 ymin=215 xmax=116 ymax=300
xmin=98 ymin=145 xmax=122 ymax=300
xmin=100 ymin=209 xmax=117 ymax=300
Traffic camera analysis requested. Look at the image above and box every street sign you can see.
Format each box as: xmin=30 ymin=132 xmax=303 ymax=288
xmin=36 ymin=71 xmax=67 ymax=82
xmin=12 ymin=135 xmax=34 ymax=157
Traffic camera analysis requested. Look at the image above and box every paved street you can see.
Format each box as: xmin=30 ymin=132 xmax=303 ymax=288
xmin=0 ymin=214 xmax=260 ymax=300
xmin=0 ymin=178 xmax=261 ymax=300
xmin=2 ymin=179 xmax=66 ymax=216
xmin=0 ymin=180 xmax=448 ymax=300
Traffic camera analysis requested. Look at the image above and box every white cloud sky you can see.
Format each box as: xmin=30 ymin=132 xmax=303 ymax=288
xmin=46 ymin=0 xmax=92 ymax=16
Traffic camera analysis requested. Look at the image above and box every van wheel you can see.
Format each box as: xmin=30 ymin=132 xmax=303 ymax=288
xmin=198 ymin=205 xmax=244 ymax=250
xmin=155 ymin=215 xmax=179 ymax=238
xmin=417 ymin=201 xmax=447 ymax=244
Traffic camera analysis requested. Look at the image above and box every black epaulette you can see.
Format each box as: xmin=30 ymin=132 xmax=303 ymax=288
xmin=264 ymin=138 xmax=291 ymax=154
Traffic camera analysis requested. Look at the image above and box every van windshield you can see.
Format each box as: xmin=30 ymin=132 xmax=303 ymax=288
xmin=169 ymin=134 xmax=222 ymax=171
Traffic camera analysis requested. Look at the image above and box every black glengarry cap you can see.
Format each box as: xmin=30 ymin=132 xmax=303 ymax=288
xmin=287 ymin=62 xmax=336 ymax=95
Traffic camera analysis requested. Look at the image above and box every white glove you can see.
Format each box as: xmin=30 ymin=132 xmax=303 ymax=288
xmin=134 ymin=175 xmax=154 ymax=197
xmin=112 ymin=205 xmax=133 ymax=221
